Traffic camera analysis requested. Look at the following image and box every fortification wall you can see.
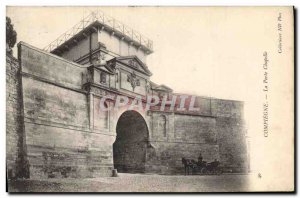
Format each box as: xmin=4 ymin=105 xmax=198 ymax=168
xmin=146 ymin=97 xmax=247 ymax=174
xmin=18 ymin=43 xmax=114 ymax=178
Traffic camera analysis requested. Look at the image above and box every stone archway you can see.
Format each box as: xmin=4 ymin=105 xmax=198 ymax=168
xmin=113 ymin=110 xmax=149 ymax=173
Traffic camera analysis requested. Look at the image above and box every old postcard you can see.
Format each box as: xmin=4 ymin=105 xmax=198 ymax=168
xmin=6 ymin=6 xmax=294 ymax=192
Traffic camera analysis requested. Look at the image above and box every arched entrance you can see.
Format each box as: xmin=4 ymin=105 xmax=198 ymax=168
xmin=113 ymin=110 xmax=149 ymax=173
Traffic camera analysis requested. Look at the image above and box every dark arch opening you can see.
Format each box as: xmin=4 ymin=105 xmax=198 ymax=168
xmin=113 ymin=110 xmax=149 ymax=173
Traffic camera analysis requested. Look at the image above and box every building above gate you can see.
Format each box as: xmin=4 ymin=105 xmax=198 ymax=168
xmin=43 ymin=10 xmax=153 ymax=65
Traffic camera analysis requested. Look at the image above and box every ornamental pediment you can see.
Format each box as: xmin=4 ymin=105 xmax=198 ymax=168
xmin=114 ymin=56 xmax=152 ymax=77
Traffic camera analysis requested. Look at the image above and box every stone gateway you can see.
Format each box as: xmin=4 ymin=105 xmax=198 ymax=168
xmin=6 ymin=11 xmax=249 ymax=179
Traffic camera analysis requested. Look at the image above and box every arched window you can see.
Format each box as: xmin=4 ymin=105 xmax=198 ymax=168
xmin=158 ymin=115 xmax=167 ymax=137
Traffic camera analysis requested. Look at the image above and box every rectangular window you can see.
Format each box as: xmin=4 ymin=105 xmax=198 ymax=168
xmin=100 ymin=72 xmax=107 ymax=84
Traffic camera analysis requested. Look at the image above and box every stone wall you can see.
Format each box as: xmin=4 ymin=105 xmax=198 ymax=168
xmin=146 ymin=111 xmax=219 ymax=174
xmin=6 ymin=53 xmax=29 ymax=179
xmin=212 ymin=99 xmax=247 ymax=172
xmin=18 ymin=42 xmax=115 ymax=178
xmin=146 ymin=97 xmax=247 ymax=174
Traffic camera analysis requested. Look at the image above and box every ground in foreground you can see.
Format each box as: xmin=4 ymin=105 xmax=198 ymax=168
xmin=8 ymin=173 xmax=250 ymax=192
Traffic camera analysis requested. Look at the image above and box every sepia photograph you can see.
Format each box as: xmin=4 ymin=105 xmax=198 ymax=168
xmin=5 ymin=6 xmax=294 ymax=192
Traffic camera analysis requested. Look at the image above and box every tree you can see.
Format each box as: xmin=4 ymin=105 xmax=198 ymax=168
xmin=6 ymin=17 xmax=17 ymax=54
